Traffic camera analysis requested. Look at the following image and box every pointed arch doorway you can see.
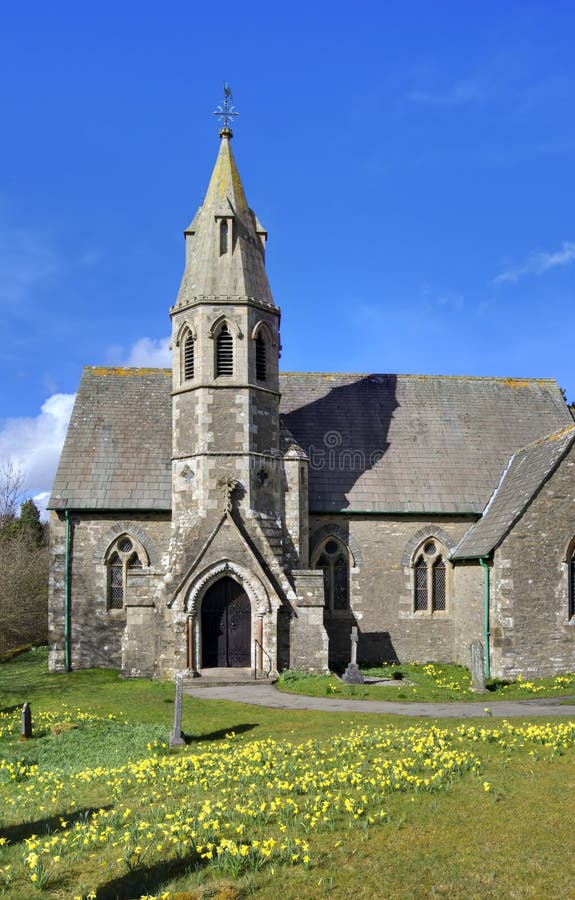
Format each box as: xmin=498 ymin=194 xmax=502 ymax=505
xmin=201 ymin=577 xmax=251 ymax=667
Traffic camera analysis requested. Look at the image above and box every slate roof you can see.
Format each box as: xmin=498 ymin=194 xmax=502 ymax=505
xmin=452 ymin=425 xmax=575 ymax=559
xmin=280 ymin=373 xmax=572 ymax=514
xmin=48 ymin=368 xmax=573 ymax=515
xmin=48 ymin=367 xmax=172 ymax=511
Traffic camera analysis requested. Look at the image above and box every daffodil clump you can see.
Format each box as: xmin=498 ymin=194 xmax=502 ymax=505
xmin=498 ymin=672 xmax=575 ymax=694
xmin=1 ymin=719 xmax=575 ymax=896
xmin=0 ymin=707 xmax=119 ymax=742
xmin=421 ymin=663 xmax=469 ymax=692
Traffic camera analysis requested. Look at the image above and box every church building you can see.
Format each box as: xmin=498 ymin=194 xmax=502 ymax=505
xmin=48 ymin=116 xmax=575 ymax=682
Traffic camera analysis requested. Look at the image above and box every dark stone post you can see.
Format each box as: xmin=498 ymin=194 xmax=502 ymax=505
xmin=342 ymin=626 xmax=364 ymax=684
xmin=169 ymin=672 xmax=186 ymax=747
xmin=21 ymin=702 xmax=32 ymax=739
xmin=470 ymin=640 xmax=487 ymax=692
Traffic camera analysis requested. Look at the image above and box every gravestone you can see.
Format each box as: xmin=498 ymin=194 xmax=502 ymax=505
xmin=168 ymin=672 xmax=186 ymax=747
xmin=21 ymin=702 xmax=32 ymax=739
xmin=470 ymin=640 xmax=486 ymax=692
xmin=342 ymin=626 xmax=364 ymax=684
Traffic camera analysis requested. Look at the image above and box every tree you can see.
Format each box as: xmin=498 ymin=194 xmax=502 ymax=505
xmin=0 ymin=460 xmax=24 ymax=530
xmin=0 ymin=465 xmax=48 ymax=655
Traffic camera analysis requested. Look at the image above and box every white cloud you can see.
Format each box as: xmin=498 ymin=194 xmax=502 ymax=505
xmin=493 ymin=241 xmax=575 ymax=285
xmin=0 ymin=394 xmax=76 ymax=517
xmin=110 ymin=336 xmax=171 ymax=367
xmin=0 ymin=336 xmax=170 ymax=520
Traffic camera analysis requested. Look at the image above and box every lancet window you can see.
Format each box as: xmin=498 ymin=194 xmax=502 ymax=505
xmin=312 ymin=537 xmax=350 ymax=612
xmin=105 ymin=535 xmax=144 ymax=610
xmin=412 ymin=540 xmax=448 ymax=613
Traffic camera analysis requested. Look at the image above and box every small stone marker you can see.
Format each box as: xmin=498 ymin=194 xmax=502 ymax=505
xmin=169 ymin=672 xmax=186 ymax=747
xmin=470 ymin=640 xmax=486 ymax=692
xmin=21 ymin=702 xmax=32 ymax=740
xmin=342 ymin=626 xmax=364 ymax=684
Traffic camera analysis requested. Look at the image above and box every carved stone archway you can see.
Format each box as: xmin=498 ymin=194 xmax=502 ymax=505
xmin=184 ymin=561 xmax=270 ymax=673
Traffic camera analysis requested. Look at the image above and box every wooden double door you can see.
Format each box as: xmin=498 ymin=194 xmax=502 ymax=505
xmin=201 ymin=577 xmax=251 ymax=667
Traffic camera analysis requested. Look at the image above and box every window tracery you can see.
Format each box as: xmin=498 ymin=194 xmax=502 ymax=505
xmin=412 ymin=539 xmax=449 ymax=613
xmin=312 ymin=536 xmax=350 ymax=612
xmin=105 ymin=535 xmax=143 ymax=610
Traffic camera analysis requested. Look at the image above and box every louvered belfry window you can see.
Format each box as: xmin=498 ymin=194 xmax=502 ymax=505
xmin=216 ymin=323 xmax=233 ymax=376
xmin=570 ymin=552 xmax=575 ymax=618
xmin=255 ymin=332 xmax=266 ymax=381
xmin=184 ymin=333 xmax=194 ymax=381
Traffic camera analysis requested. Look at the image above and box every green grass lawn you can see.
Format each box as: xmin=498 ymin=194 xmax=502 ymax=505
xmin=276 ymin=661 xmax=575 ymax=703
xmin=1 ymin=650 xmax=575 ymax=899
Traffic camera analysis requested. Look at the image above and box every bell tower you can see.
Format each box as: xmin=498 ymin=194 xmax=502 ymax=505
xmin=170 ymin=109 xmax=282 ymax=525
xmin=155 ymin=93 xmax=328 ymax=679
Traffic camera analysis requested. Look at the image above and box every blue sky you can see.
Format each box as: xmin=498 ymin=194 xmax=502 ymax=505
xmin=1 ymin=1 xmax=575 ymax=511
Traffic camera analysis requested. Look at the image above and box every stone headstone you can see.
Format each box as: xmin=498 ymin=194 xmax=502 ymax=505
xmin=342 ymin=626 xmax=364 ymax=685
xmin=169 ymin=672 xmax=186 ymax=747
xmin=470 ymin=640 xmax=486 ymax=692
xmin=21 ymin=702 xmax=32 ymax=739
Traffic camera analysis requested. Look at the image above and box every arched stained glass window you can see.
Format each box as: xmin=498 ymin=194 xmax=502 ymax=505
xmin=412 ymin=539 xmax=449 ymax=614
xmin=105 ymin=535 xmax=145 ymax=610
xmin=414 ymin=557 xmax=428 ymax=611
xmin=432 ymin=560 xmax=446 ymax=611
xmin=313 ymin=537 xmax=350 ymax=612
xmin=108 ymin=552 xmax=124 ymax=610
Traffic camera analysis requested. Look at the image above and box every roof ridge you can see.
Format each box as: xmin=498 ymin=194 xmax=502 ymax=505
xmin=513 ymin=423 xmax=575 ymax=454
xmin=85 ymin=366 xmax=171 ymax=376
xmin=279 ymin=371 xmax=560 ymax=384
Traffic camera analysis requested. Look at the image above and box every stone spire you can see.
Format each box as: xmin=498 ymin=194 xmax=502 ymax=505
xmin=175 ymin=130 xmax=275 ymax=308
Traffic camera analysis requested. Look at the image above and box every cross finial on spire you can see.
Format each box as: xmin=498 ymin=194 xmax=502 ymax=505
xmin=213 ymin=83 xmax=239 ymax=138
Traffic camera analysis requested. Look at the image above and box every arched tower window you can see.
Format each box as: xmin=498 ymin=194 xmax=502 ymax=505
xmin=412 ymin=539 xmax=449 ymax=613
xmin=255 ymin=332 xmax=267 ymax=381
xmin=312 ymin=536 xmax=350 ymax=612
xmin=216 ymin=323 xmax=233 ymax=376
xmin=105 ymin=535 xmax=144 ymax=611
xmin=183 ymin=331 xmax=195 ymax=381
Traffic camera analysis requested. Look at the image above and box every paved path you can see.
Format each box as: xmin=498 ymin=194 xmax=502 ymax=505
xmin=185 ymin=682 xmax=575 ymax=718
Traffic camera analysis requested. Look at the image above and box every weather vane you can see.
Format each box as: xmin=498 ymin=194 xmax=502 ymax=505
xmin=213 ymin=83 xmax=239 ymax=133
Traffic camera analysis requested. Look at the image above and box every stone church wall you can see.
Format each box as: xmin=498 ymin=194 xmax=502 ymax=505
xmin=490 ymin=443 xmax=575 ymax=679
xmin=309 ymin=514 xmax=479 ymax=668
xmin=48 ymin=511 xmax=170 ymax=673
xmin=450 ymin=560 xmax=485 ymax=669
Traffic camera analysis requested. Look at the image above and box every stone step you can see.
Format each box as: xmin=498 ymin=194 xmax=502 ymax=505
xmin=184 ymin=667 xmax=276 ymax=689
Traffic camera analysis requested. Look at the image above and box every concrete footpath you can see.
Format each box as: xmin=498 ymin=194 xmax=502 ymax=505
xmin=185 ymin=682 xmax=575 ymax=718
